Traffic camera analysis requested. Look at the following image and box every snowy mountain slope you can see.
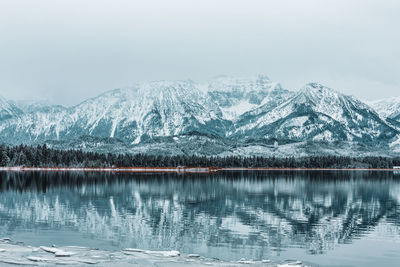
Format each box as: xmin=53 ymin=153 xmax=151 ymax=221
xmin=70 ymin=81 xmax=229 ymax=143
xmin=205 ymin=75 xmax=293 ymax=121
xmin=365 ymin=98 xmax=400 ymax=151
xmin=0 ymin=80 xmax=230 ymax=145
xmin=368 ymin=96 xmax=400 ymax=121
xmin=1 ymin=77 xmax=400 ymax=156
xmin=0 ymin=96 xmax=23 ymax=121
xmin=232 ymin=83 xmax=399 ymax=145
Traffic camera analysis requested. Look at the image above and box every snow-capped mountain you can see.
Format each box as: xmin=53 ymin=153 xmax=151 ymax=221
xmin=205 ymin=75 xmax=293 ymax=120
xmin=232 ymin=83 xmax=398 ymax=146
xmin=0 ymin=76 xmax=399 ymax=156
xmin=368 ymin=96 xmax=400 ymax=122
xmin=0 ymin=96 xmax=23 ymax=121
xmin=0 ymin=80 xmax=230 ymax=145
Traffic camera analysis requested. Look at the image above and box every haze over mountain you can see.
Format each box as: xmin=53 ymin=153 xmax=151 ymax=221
xmin=1 ymin=75 xmax=400 ymax=156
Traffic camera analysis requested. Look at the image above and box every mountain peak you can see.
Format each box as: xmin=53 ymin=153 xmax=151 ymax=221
xmin=1 ymin=77 xmax=399 ymax=155
xmin=210 ymin=74 xmax=271 ymax=85
xmin=301 ymin=82 xmax=334 ymax=93
xmin=298 ymin=83 xmax=343 ymax=104
xmin=205 ymin=75 xmax=288 ymax=120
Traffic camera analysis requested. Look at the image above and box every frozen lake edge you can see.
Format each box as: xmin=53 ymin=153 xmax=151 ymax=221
xmin=0 ymin=238 xmax=305 ymax=267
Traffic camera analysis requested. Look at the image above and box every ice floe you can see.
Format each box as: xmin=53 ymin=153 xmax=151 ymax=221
xmin=0 ymin=238 xmax=308 ymax=266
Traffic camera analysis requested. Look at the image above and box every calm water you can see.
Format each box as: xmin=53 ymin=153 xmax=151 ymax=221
xmin=1 ymin=170 xmax=400 ymax=266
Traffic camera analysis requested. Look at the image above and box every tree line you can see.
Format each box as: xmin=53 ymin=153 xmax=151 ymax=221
xmin=1 ymin=144 xmax=400 ymax=168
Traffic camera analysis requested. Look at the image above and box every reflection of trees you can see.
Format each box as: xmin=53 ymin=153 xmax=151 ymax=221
xmin=0 ymin=171 xmax=399 ymax=256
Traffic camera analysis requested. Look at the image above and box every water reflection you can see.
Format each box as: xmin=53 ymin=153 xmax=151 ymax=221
xmin=0 ymin=171 xmax=399 ymax=262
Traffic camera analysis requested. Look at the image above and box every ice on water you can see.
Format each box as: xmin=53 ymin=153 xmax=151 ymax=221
xmin=0 ymin=238 xmax=306 ymax=267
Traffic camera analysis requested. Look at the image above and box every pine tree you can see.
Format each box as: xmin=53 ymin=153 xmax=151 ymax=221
xmin=0 ymin=149 xmax=10 ymax=167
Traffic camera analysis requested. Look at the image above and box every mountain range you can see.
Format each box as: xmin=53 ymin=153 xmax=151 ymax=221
xmin=1 ymin=75 xmax=400 ymax=156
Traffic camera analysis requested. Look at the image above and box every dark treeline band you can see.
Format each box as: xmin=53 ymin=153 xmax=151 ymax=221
xmin=0 ymin=144 xmax=399 ymax=169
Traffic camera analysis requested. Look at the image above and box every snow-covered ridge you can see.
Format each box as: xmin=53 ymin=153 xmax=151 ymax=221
xmin=0 ymin=96 xmax=23 ymax=121
xmin=206 ymin=75 xmax=290 ymax=120
xmin=231 ymin=82 xmax=398 ymax=146
xmin=1 ymin=76 xmax=400 ymax=155
xmin=368 ymin=96 xmax=400 ymax=120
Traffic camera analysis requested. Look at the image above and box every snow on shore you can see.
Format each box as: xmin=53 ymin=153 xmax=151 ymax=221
xmin=0 ymin=238 xmax=306 ymax=266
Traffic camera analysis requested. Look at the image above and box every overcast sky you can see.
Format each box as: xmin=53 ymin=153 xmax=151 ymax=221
xmin=0 ymin=0 xmax=399 ymax=106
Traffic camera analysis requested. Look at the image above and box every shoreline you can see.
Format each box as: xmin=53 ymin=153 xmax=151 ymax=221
xmin=0 ymin=166 xmax=399 ymax=173
xmin=0 ymin=238 xmax=290 ymax=267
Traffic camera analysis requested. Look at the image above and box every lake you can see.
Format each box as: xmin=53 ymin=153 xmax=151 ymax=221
xmin=0 ymin=170 xmax=400 ymax=266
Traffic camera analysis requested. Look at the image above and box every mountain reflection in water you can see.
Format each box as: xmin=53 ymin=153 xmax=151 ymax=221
xmin=0 ymin=171 xmax=400 ymax=264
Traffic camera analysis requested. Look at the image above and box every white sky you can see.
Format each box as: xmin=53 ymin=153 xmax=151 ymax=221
xmin=0 ymin=0 xmax=399 ymax=106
